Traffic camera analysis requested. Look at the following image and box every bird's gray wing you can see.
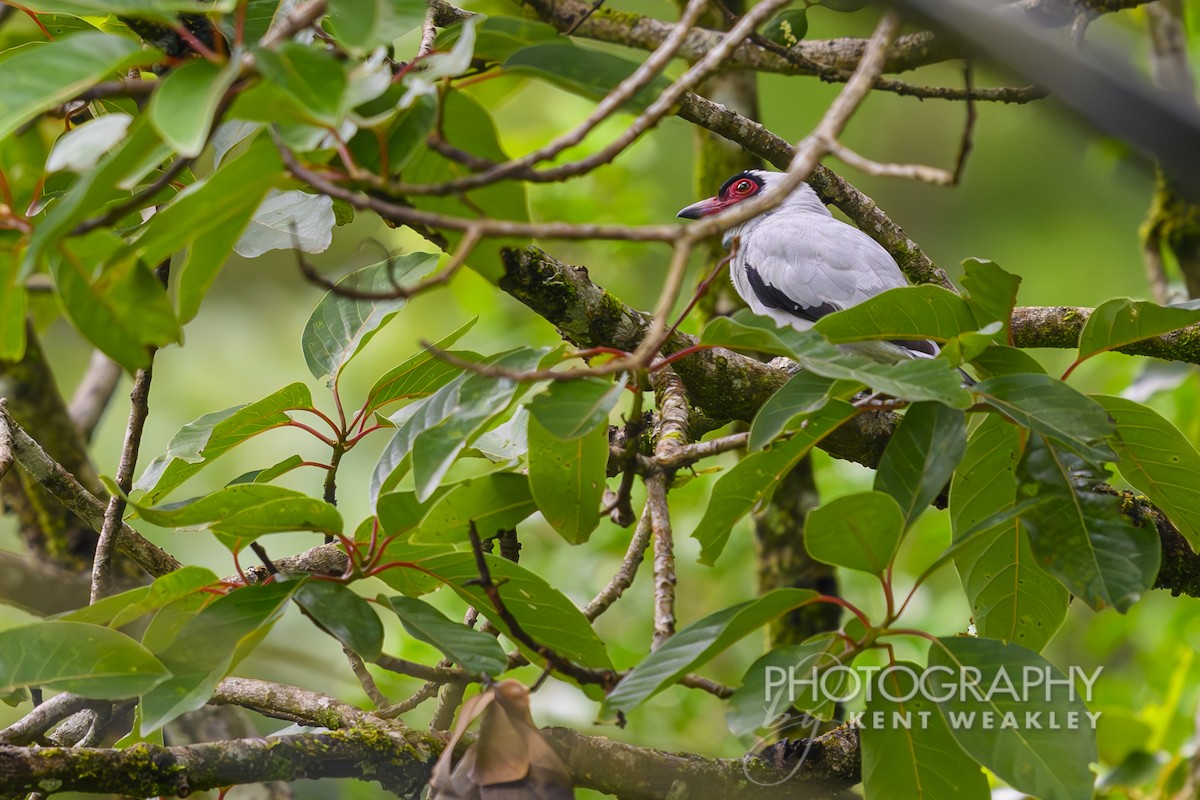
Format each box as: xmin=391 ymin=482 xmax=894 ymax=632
xmin=732 ymin=214 xmax=909 ymax=329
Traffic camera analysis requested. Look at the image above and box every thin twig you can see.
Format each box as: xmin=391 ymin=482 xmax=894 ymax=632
xmin=823 ymin=139 xmax=955 ymax=185
xmin=583 ymin=510 xmax=654 ymax=620
xmin=373 ymin=654 xmax=463 ymax=683
xmin=345 ymin=649 xmax=389 ymax=708
xmin=378 ymin=681 xmax=440 ymax=718
xmin=90 ymin=363 xmax=154 ymax=602
xmin=68 ymin=351 xmax=123 ymax=443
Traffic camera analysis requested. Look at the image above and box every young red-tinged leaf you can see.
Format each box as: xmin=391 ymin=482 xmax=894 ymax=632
xmin=951 ymin=416 xmax=1067 ymax=652
xmin=527 ymin=377 xmax=623 ymax=441
xmin=293 ymin=581 xmax=384 ymax=659
xmin=527 ymin=416 xmax=606 ymax=544
xmin=972 ymin=373 xmax=1116 ymax=464
xmin=1094 ymin=395 xmax=1200 ymax=550
xmin=0 ymin=621 xmax=169 ymax=700
xmin=302 ymin=252 xmax=438 ymax=386
xmin=1018 ymin=434 xmax=1159 ymax=612
xmin=805 ymin=491 xmax=904 ymax=577
xmin=135 ymin=382 xmax=315 ymax=503
xmin=601 ymin=588 xmax=816 ymax=718
xmin=927 ymin=638 xmax=1098 ymax=800
xmin=0 ymin=32 xmax=161 ymax=142
xmin=380 ymin=595 xmax=507 ymax=675
xmin=148 ymin=59 xmax=239 ymax=157
xmin=139 ymin=581 xmax=299 ymax=731
xmin=412 ymin=473 xmax=537 ymax=543
xmin=874 ymin=402 xmax=967 ymax=529
xmin=861 ymin=662 xmax=989 ymax=800
xmin=692 ymin=400 xmax=859 ymax=565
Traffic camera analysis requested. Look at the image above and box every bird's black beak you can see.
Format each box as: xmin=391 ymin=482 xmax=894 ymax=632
xmin=677 ymin=196 xmax=723 ymax=219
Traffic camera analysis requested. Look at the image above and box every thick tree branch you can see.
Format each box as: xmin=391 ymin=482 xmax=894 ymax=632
xmin=1010 ymin=305 xmax=1200 ymax=362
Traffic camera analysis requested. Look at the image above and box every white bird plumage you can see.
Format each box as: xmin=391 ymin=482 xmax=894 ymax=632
xmin=678 ymin=169 xmax=936 ymax=363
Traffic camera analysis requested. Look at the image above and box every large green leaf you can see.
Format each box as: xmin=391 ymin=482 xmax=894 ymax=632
xmin=927 ymin=638 xmax=1098 ymax=800
xmin=63 ymin=566 xmax=219 ymax=629
xmin=747 ymin=372 xmax=847 ymax=452
xmin=692 ymin=401 xmax=859 ymax=565
xmin=148 ymin=59 xmax=240 ymax=157
xmin=411 ymin=551 xmax=612 ymax=669
xmin=527 ymin=414 xmax=607 ymax=544
xmin=960 ymin=258 xmax=1022 ymax=338
xmin=0 ymin=33 xmax=160 ymax=142
xmin=1073 ymin=298 xmax=1200 ymax=371
xmin=874 ymin=402 xmax=967 ymax=529
xmin=371 ymin=348 xmax=546 ymax=503
xmin=140 ymin=581 xmax=299 ymax=731
xmin=601 ymin=589 xmax=816 ymax=717
xmin=251 ymin=42 xmax=349 ymax=126
xmin=0 ymin=622 xmax=169 ymax=699
xmin=48 ymin=230 xmax=181 ymax=371
xmin=411 ymin=473 xmax=537 ymax=543
xmin=380 ymin=595 xmax=507 ymax=675
xmin=727 ymin=641 xmax=844 ymax=734
xmin=527 ymin=377 xmax=623 ymax=441
xmin=861 ymin=662 xmax=989 ymax=800
xmin=293 ymin=581 xmax=383 ymax=659
xmin=326 ymin=0 xmax=425 ymax=53
xmin=1018 ymin=434 xmax=1159 ymax=612
xmin=131 ymin=484 xmax=343 ymax=544
xmin=1095 ymin=395 xmax=1200 ymax=550
xmin=0 ymin=247 xmax=27 ymax=360
xmin=805 ymin=491 xmax=904 ymax=577
xmin=358 ymin=318 xmax=476 ymax=420
xmin=813 ymin=285 xmax=979 ymax=345
xmin=951 ymin=416 xmax=1067 ymax=652
xmin=14 ymin=0 xmax=232 ymax=17
xmin=504 ymin=41 xmax=673 ymax=111
xmin=972 ymin=373 xmax=1116 ymax=464
xmin=124 ymin=135 xmax=282 ymax=322
xmin=439 ymin=15 xmax=561 ymax=63
xmin=135 ymin=383 xmax=315 ymax=503
xmin=301 ymin=252 xmax=438 ymax=385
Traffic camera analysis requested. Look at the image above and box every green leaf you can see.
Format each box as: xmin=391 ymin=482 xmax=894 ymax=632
xmin=972 ymin=373 xmax=1116 ymax=464
xmin=1073 ymin=298 xmax=1200 ymax=371
xmin=412 ymin=473 xmax=537 ymax=543
xmin=326 ymin=0 xmax=425 ymax=53
xmin=862 ymin=662 xmax=990 ymax=800
xmin=380 ymin=595 xmax=507 ymax=675
xmin=701 ymin=314 xmax=796 ymax=357
xmin=131 ymin=484 xmax=343 ymax=544
xmin=1094 ymin=395 xmax=1200 ymax=550
xmin=48 ymin=230 xmax=181 ymax=371
xmin=369 ymin=540 xmax=455 ymax=596
xmin=874 ymin=402 xmax=967 ymax=528
xmin=293 ymin=581 xmax=383 ymax=659
xmin=0 ymin=247 xmax=27 ymax=360
xmin=439 ymin=16 xmax=560 ymax=64
xmin=372 ymin=348 xmax=545 ymax=503
xmin=0 ymin=33 xmax=160 ymax=142
xmin=251 ymin=42 xmax=348 ymax=126
xmin=818 ymin=0 xmax=870 ymax=10
xmin=376 ymin=489 xmax=450 ymax=537
xmin=971 ymin=345 xmax=1046 ymax=378
xmin=126 ymin=135 xmax=282 ymax=322
xmin=64 ymin=566 xmax=219 ymax=629
xmin=135 ymin=383 xmax=315 ymax=503
xmin=528 ymin=415 xmax=607 ymax=544
xmin=601 ymin=589 xmax=816 ymax=717
xmin=762 ymin=8 xmax=808 ymax=46
xmin=927 ymin=637 xmax=1098 ymax=800
xmin=961 ymin=258 xmax=1021 ymax=338
xmin=140 ymin=581 xmax=298 ymax=731
xmin=805 ymin=491 xmax=904 ymax=577
xmin=413 ymin=551 xmax=612 ymax=669
xmin=813 ymin=285 xmax=980 ymax=345
xmin=504 ymin=42 xmax=673 ymax=111
xmin=1018 ymin=434 xmax=1159 ymax=612
xmin=148 ymin=59 xmax=239 ymax=157
xmin=692 ymin=401 xmax=859 ymax=565
xmin=727 ymin=641 xmax=843 ymax=734
xmin=748 ymin=372 xmax=846 ymax=451
xmin=527 ymin=377 xmax=623 ymax=441
xmin=301 ymin=252 xmax=439 ymax=385
xmin=359 ymin=318 xmax=476 ymax=419
xmin=951 ymin=416 xmax=1067 ymax=652
xmin=0 ymin=621 xmax=169 ymax=699
xmin=14 ymin=0 xmax=231 ymax=18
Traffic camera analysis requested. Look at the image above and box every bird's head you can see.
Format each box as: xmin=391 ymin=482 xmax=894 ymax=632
xmin=676 ymin=169 xmax=768 ymax=219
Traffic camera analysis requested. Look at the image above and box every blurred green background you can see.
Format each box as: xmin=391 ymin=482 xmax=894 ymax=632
xmin=3 ymin=1 xmax=1200 ymax=797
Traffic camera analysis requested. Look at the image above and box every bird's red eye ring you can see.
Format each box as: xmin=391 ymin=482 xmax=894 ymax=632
xmin=734 ymin=180 xmax=753 ymax=193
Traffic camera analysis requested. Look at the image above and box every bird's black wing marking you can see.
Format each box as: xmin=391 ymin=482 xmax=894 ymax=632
xmin=744 ymin=265 xmax=838 ymax=324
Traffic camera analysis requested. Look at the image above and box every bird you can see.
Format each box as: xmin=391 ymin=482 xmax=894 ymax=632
xmin=677 ymin=169 xmax=939 ymax=365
